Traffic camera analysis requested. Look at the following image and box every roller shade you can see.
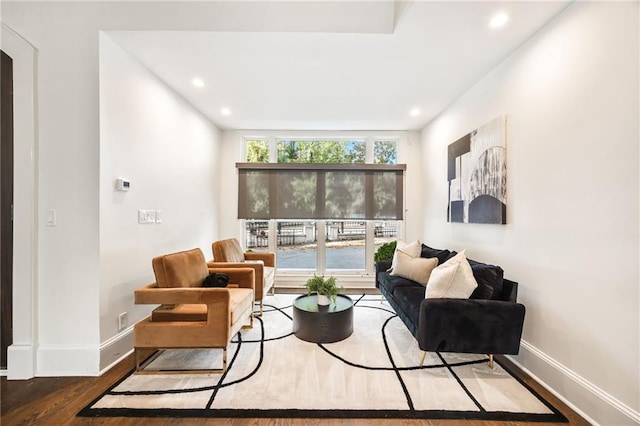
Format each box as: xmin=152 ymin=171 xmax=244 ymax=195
xmin=237 ymin=163 xmax=405 ymax=220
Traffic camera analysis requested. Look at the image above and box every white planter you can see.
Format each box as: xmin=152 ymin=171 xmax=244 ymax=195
xmin=317 ymin=294 xmax=330 ymax=306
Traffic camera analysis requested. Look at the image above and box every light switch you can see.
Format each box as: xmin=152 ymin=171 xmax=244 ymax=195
xmin=46 ymin=209 xmax=56 ymax=227
xmin=138 ymin=209 xmax=156 ymax=224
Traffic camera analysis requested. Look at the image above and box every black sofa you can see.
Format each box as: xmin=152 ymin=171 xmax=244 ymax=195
xmin=376 ymin=245 xmax=525 ymax=365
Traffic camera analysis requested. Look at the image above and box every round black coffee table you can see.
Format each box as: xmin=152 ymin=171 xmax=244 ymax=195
xmin=292 ymin=294 xmax=353 ymax=343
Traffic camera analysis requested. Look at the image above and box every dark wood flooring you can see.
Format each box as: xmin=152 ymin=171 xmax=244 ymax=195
xmin=1 ymin=353 xmax=590 ymax=426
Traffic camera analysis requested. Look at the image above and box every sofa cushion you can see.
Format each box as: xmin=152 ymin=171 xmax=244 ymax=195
xmin=425 ymin=250 xmax=478 ymax=299
xmin=442 ymin=251 xmax=505 ymax=300
xmin=420 ymin=244 xmax=452 ymax=265
xmin=153 ymin=248 xmax=208 ymax=288
xmin=378 ymin=272 xmax=423 ymax=296
xmin=391 ymin=250 xmax=438 ymax=286
xmin=388 ymin=240 xmax=421 ymax=272
xmin=468 ymin=259 xmax=504 ymax=300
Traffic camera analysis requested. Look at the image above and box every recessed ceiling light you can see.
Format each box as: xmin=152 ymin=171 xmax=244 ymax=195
xmin=192 ymin=78 xmax=205 ymax=88
xmin=489 ymin=12 xmax=509 ymax=29
xmin=221 ymin=108 xmax=231 ymax=116
xmin=410 ymin=108 xmax=420 ymax=117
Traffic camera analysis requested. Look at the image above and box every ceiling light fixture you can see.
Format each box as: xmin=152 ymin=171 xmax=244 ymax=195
xmin=410 ymin=108 xmax=421 ymax=117
xmin=221 ymin=108 xmax=231 ymax=116
xmin=489 ymin=12 xmax=509 ymax=29
xmin=192 ymin=78 xmax=205 ymax=88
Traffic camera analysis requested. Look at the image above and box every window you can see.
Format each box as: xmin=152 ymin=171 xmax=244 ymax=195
xmin=277 ymin=140 xmax=365 ymax=164
xmin=244 ymin=220 xmax=270 ymax=253
xmin=326 ymin=221 xmax=366 ymax=271
xmin=241 ymin=137 xmax=402 ymax=278
xmin=374 ymin=140 xmax=397 ymax=164
xmin=245 ymin=139 xmax=270 ymax=163
xmin=276 ymin=221 xmax=317 ymax=270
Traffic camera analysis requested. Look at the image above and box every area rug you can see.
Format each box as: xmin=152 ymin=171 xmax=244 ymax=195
xmin=79 ymin=294 xmax=567 ymax=421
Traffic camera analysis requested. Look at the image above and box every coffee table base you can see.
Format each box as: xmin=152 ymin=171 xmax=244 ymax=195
xmin=292 ymin=295 xmax=353 ymax=343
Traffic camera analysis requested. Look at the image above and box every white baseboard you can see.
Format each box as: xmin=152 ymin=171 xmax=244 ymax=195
xmin=509 ymin=340 xmax=640 ymax=426
xmin=37 ymin=344 xmax=100 ymax=377
xmin=8 ymin=329 xmax=134 ymax=378
xmin=7 ymin=344 xmax=36 ymax=379
xmin=99 ymin=326 xmax=134 ymax=373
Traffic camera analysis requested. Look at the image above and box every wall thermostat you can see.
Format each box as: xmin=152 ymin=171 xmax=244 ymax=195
xmin=115 ymin=178 xmax=131 ymax=192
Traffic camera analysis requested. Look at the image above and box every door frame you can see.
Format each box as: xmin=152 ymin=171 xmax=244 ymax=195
xmin=1 ymin=49 xmax=15 ymax=370
xmin=1 ymin=24 xmax=37 ymax=380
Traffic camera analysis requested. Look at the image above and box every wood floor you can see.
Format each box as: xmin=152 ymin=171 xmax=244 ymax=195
xmin=1 ymin=353 xmax=590 ymax=426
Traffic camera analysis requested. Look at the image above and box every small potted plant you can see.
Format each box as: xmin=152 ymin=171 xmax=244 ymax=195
xmin=304 ymin=274 xmax=342 ymax=306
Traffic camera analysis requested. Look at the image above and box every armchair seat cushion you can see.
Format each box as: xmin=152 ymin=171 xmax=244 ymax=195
xmin=151 ymin=288 xmax=254 ymax=325
xmin=152 ymin=304 xmax=207 ymax=322
xmin=263 ymin=265 xmax=275 ymax=290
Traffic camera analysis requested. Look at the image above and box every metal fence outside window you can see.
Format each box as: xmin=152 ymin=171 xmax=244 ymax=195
xmin=245 ymin=220 xmax=397 ymax=249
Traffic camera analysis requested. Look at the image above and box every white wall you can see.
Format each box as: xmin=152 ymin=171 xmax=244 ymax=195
xmin=1 ymin=2 xmax=227 ymax=376
xmin=98 ymin=34 xmax=220 ymax=370
xmin=0 ymin=0 xmax=401 ymax=377
xmin=2 ymin=4 xmax=104 ymax=377
xmin=420 ymin=2 xmax=639 ymax=425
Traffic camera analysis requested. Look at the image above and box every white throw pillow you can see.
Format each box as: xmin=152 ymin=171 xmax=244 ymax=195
xmin=390 ymin=249 xmax=438 ymax=286
xmin=388 ymin=240 xmax=421 ymax=273
xmin=425 ymin=250 xmax=478 ymax=299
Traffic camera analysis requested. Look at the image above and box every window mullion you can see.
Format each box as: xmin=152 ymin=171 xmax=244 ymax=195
xmin=365 ymin=221 xmax=375 ymax=275
xmin=365 ymin=136 xmax=374 ymax=163
xmin=317 ymin=221 xmax=326 ymax=274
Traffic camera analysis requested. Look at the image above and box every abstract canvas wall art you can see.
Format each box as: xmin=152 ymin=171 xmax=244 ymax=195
xmin=447 ymin=116 xmax=507 ymax=224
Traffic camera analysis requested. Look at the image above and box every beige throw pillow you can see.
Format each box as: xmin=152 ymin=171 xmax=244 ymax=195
xmin=388 ymin=240 xmax=421 ymax=273
xmin=425 ymin=250 xmax=478 ymax=299
xmin=390 ymin=250 xmax=438 ymax=286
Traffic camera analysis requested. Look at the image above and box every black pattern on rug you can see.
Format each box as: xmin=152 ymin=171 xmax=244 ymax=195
xmin=78 ymin=295 xmax=567 ymax=421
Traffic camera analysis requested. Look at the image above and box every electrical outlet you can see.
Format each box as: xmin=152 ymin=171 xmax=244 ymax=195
xmin=118 ymin=312 xmax=128 ymax=331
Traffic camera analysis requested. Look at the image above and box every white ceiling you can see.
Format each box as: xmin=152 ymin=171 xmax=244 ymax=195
xmin=107 ymin=1 xmax=570 ymax=131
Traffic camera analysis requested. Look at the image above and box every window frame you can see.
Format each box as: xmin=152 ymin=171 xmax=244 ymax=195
xmin=240 ymin=136 xmax=404 ymax=278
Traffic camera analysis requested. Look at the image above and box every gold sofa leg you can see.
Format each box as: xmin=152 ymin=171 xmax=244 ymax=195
xmin=419 ymin=351 xmax=427 ymax=366
xmin=488 ymin=354 xmax=494 ymax=369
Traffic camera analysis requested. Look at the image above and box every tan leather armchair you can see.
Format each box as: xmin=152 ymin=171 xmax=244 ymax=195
xmin=133 ymin=248 xmax=255 ymax=374
xmin=208 ymin=238 xmax=275 ymax=316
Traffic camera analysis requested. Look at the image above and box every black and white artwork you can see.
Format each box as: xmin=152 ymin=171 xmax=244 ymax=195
xmin=447 ymin=116 xmax=507 ymax=224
